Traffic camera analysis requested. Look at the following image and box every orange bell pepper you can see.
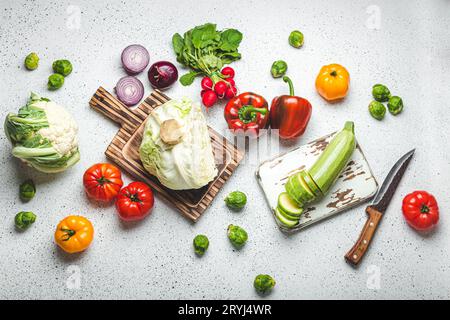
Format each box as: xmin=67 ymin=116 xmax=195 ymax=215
xmin=315 ymin=64 xmax=350 ymax=101
xmin=54 ymin=215 xmax=94 ymax=253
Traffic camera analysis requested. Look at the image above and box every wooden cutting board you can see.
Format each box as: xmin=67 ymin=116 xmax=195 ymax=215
xmin=89 ymin=87 xmax=243 ymax=222
xmin=256 ymin=131 xmax=378 ymax=232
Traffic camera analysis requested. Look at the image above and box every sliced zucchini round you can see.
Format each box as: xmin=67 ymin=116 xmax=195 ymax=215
xmin=278 ymin=192 xmax=303 ymax=216
xmin=275 ymin=207 xmax=299 ymax=228
xmin=299 ymin=170 xmax=323 ymax=198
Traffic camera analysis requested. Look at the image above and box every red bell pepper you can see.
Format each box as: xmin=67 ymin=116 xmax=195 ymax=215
xmin=224 ymin=92 xmax=269 ymax=136
xmin=402 ymin=191 xmax=439 ymax=231
xmin=269 ymin=76 xmax=312 ymax=139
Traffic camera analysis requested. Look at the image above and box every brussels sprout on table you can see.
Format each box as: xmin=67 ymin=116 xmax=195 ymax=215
xmin=368 ymin=101 xmax=386 ymax=120
xmin=24 ymin=52 xmax=39 ymax=70
xmin=271 ymin=60 xmax=288 ymax=78
xmin=52 ymin=59 xmax=73 ymax=77
xmin=227 ymin=224 xmax=248 ymax=248
xmin=288 ymin=30 xmax=304 ymax=48
xmin=193 ymin=234 xmax=209 ymax=256
xmin=372 ymin=84 xmax=391 ymax=102
xmin=15 ymin=211 xmax=36 ymax=230
xmin=254 ymin=274 xmax=275 ymax=294
xmin=48 ymin=73 xmax=65 ymax=90
xmin=388 ymin=96 xmax=403 ymax=115
xmin=224 ymin=191 xmax=247 ymax=211
xmin=19 ymin=180 xmax=36 ymax=201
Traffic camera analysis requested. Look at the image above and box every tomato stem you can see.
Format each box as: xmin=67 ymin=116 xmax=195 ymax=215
xmin=60 ymin=228 xmax=76 ymax=241
xmin=96 ymin=176 xmax=111 ymax=185
xmin=130 ymin=193 xmax=141 ymax=203
xmin=330 ymin=70 xmax=338 ymax=77
xmin=420 ymin=204 xmax=430 ymax=213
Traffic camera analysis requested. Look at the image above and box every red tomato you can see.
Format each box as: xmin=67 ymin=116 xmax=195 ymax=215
xmin=115 ymin=182 xmax=154 ymax=221
xmin=83 ymin=163 xmax=123 ymax=202
xmin=402 ymin=191 xmax=439 ymax=231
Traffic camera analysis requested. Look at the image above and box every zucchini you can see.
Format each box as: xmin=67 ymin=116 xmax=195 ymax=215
xmin=309 ymin=121 xmax=356 ymax=194
xmin=285 ymin=173 xmax=314 ymax=206
xmin=299 ymin=170 xmax=322 ymax=198
xmin=278 ymin=192 xmax=303 ymax=216
xmin=275 ymin=207 xmax=299 ymax=228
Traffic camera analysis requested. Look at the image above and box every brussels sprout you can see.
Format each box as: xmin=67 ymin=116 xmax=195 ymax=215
xmin=48 ymin=73 xmax=65 ymax=90
xmin=227 ymin=224 xmax=248 ymax=248
xmin=372 ymin=84 xmax=391 ymax=102
xmin=254 ymin=274 xmax=276 ymax=294
xmin=19 ymin=179 xmax=36 ymax=201
xmin=225 ymin=191 xmax=247 ymax=211
xmin=288 ymin=30 xmax=304 ymax=48
xmin=24 ymin=52 xmax=39 ymax=70
xmin=15 ymin=211 xmax=36 ymax=230
xmin=271 ymin=60 xmax=288 ymax=78
xmin=193 ymin=234 xmax=209 ymax=256
xmin=52 ymin=59 xmax=73 ymax=76
xmin=368 ymin=101 xmax=386 ymax=120
xmin=388 ymin=96 xmax=403 ymax=115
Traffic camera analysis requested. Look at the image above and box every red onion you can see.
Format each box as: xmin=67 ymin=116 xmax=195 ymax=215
xmin=121 ymin=44 xmax=150 ymax=74
xmin=148 ymin=61 xmax=178 ymax=90
xmin=115 ymin=76 xmax=144 ymax=106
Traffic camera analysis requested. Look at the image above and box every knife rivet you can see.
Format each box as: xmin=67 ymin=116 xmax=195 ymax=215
xmin=369 ymin=222 xmax=374 ymax=227
xmin=353 ymin=254 xmax=358 ymax=259
xmin=363 ymin=240 xmax=367 ymax=244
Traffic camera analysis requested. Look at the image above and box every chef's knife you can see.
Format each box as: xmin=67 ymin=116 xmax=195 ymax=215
xmin=345 ymin=149 xmax=415 ymax=266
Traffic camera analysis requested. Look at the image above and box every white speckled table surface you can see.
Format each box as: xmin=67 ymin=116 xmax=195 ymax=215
xmin=0 ymin=0 xmax=449 ymax=300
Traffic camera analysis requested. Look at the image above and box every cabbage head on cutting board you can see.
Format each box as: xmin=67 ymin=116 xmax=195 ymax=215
xmin=139 ymin=98 xmax=218 ymax=190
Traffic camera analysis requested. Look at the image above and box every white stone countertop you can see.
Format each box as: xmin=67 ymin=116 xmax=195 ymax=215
xmin=0 ymin=0 xmax=449 ymax=299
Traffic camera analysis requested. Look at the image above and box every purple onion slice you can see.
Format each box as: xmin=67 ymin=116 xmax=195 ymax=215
xmin=115 ymin=76 xmax=144 ymax=106
xmin=121 ymin=44 xmax=150 ymax=74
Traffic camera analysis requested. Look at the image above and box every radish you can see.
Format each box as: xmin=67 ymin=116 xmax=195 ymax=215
xmin=202 ymin=90 xmax=218 ymax=107
xmin=214 ymin=81 xmax=227 ymax=98
xmin=225 ymin=86 xmax=237 ymax=99
xmin=221 ymin=67 xmax=235 ymax=79
xmin=227 ymin=78 xmax=235 ymax=87
xmin=201 ymin=77 xmax=213 ymax=90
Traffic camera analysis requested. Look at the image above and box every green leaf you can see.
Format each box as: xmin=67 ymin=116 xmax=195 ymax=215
xmin=219 ymin=29 xmax=243 ymax=52
xmin=179 ymin=71 xmax=199 ymax=86
xmin=219 ymin=51 xmax=242 ymax=64
xmin=191 ymin=23 xmax=217 ymax=49
xmin=172 ymin=33 xmax=184 ymax=55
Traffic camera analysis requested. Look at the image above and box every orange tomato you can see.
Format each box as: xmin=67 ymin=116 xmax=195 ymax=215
xmin=54 ymin=215 xmax=94 ymax=254
xmin=315 ymin=64 xmax=350 ymax=101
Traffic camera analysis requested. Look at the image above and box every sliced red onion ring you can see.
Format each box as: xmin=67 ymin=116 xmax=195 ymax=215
xmin=115 ymin=76 xmax=144 ymax=106
xmin=121 ymin=44 xmax=150 ymax=74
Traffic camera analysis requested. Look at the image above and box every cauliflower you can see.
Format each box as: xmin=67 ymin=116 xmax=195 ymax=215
xmin=4 ymin=93 xmax=80 ymax=173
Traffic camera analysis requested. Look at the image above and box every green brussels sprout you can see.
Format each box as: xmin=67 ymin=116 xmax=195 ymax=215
xmin=254 ymin=274 xmax=276 ymax=294
xmin=52 ymin=59 xmax=73 ymax=76
xmin=288 ymin=30 xmax=304 ymax=48
xmin=19 ymin=179 xmax=36 ymax=201
xmin=368 ymin=101 xmax=386 ymax=120
xmin=372 ymin=84 xmax=391 ymax=102
xmin=227 ymin=224 xmax=248 ymax=248
xmin=24 ymin=53 xmax=39 ymax=70
xmin=271 ymin=60 xmax=288 ymax=78
xmin=224 ymin=191 xmax=247 ymax=210
xmin=193 ymin=234 xmax=209 ymax=256
xmin=48 ymin=73 xmax=65 ymax=90
xmin=387 ymin=96 xmax=403 ymax=115
xmin=15 ymin=211 xmax=36 ymax=230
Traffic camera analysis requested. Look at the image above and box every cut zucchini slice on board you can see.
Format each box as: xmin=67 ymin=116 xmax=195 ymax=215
xmin=286 ymin=173 xmax=315 ymax=205
xmin=299 ymin=170 xmax=322 ymax=198
xmin=275 ymin=207 xmax=299 ymax=228
xmin=285 ymin=177 xmax=304 ymax=207
xmin=278 ymin=192 xmax=303 ymax=216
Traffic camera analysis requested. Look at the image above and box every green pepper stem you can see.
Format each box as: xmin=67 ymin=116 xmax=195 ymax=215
xmin=283 ymin=76 xmax=295 ymax=96
xmin=238 ymin=105 xmax=268 ymax=123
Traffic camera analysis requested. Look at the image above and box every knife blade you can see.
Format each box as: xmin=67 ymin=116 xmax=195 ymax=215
xmin=344 ymin=149 xmax=415 ymax=266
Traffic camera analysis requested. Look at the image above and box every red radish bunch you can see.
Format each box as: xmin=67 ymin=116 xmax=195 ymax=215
xmin=200 ymin=67 xmax=238 ymax=108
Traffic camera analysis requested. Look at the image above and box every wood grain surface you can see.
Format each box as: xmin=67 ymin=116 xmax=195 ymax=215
xmin=89 ymin=87 xmax=243 ymax=221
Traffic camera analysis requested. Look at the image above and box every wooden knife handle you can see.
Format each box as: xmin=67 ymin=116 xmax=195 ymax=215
xmin=345 ymin=206 xmax=383 ymax=266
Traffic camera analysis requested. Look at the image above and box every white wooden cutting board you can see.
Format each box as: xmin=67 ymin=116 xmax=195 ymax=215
xmin=256 ymin=132 xmax=378 ymax=232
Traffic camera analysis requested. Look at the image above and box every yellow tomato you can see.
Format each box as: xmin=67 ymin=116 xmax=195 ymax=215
xmin=315 ymin=64 xmax=350 ymax=101
xmin=54 ymin=215 xmax=94 ymax=254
